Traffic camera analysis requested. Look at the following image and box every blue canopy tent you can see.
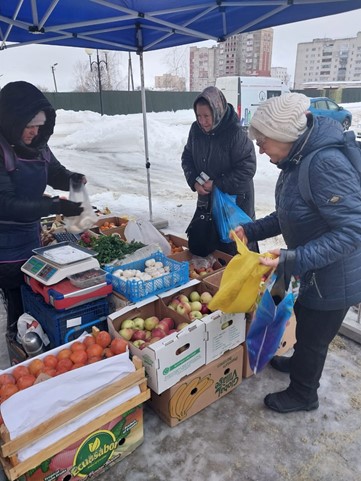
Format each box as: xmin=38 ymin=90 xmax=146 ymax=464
xmin=1 ymin=0 xmax=361 ymax=222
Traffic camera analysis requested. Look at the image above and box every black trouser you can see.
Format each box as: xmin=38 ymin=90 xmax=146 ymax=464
xmin=289 ymin=300 xmax=349 ymax=402
xmin=0 ymin=261 xmax=25 ymax=336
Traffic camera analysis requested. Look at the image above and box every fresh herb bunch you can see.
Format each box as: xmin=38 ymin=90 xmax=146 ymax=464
xmin=79 ymin=232 xmax=144 ymax=265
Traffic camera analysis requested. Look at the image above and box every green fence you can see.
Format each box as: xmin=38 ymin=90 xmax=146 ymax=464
xmin=44 ymin=91 xmax=201 ymax=115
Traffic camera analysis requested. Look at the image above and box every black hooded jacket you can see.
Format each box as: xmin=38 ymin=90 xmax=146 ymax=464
xmin=0 ymin=81 xmax=73 ymax=223
xmin=181 ymin=87 xmax=257 ymax=218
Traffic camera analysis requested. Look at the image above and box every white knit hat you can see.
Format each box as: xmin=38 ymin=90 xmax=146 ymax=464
xmin=27 ymin=111 xmax=46 ymax=127
xmin=249 ymin=93 xmax=310 ymax=143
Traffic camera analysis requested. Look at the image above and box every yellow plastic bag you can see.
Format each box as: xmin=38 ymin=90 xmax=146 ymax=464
xmin=208 ymin=231 xmax=274 ymax=313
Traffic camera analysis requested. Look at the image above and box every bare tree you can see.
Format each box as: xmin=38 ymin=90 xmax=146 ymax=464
xmin=73 ymin=50 xmax=127 ymax=92
xmin=163 ymin=46 xmax=188 ymax=79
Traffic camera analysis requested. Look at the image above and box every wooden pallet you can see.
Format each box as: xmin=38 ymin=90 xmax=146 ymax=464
xmin=0 ymin=356 xmax=150 ymax=481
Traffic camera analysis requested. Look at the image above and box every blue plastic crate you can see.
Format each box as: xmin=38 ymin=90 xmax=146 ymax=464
xmin=104 ymin=252 xmax=189 ymax=302
xmin=21 ymin=285 xmax=109 ymax=348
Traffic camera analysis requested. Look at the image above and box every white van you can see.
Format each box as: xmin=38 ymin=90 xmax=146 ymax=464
xmin=215 ymin=76 xmax=290 ymax=127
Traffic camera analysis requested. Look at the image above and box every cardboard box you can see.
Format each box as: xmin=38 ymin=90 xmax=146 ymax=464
xmin=158 ymin=280 xmax=246 ymax=364
xmin=107 ymin=297 xmax=206 ymax=394
xmin=202 ymin=310 xmax=246 ymax=364
xmin=0 ymin=348 xmax=150 ymax=481
xmin=164 ymin=234 xmax=189 ymax=254
xmin=243 ymin=314 xmax=255 ymax=378
xmin=168 ymin=249 xmax=231 ymax=280
xmin=202 ymin=269 xmax=224 ymax=292
xmin=148 ymin=344 xmax=243 ymax=427
xmin=108 ymin=291 xmax=133 ymax=313
xmin=275 ymin=311 xmax=296 ymax=356
xmin=5 ymin=334 xmax=28 ymax=366
xmin=92 ymin=216 xmax=129 ymax=239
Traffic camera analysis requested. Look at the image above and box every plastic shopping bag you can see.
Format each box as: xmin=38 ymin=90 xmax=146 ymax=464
xmin=124 ymin=219 xmax=171 ymax=256
xmin=64 ymin=179 xmax=97 ymax=234
xmin=246 ymin=268 xmax=295 ymax=374
xmin=207 ymin=231 xmax=274 ymax=313
xmin=212 ymin=186 xmax=253 ymax=243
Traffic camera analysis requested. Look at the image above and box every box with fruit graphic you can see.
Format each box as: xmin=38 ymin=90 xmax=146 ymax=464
xmin=158 ymin=280 xmax=246 ymax=364
xmin=148 ymin=344 xmax=243 ymax=427
xmin=0 ymin=332 xmax=150 ymax=481
xmin=167 ymin=249 xmax=231 ymax=280
xmin=107 ymin=297 xmax=206 ymax=394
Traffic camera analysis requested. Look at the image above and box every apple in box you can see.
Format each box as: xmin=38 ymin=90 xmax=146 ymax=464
xmin=144 ymin=316 xmax=160 ymax=331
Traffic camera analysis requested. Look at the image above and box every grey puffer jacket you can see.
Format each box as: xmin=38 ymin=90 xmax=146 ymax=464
xmin=243 ymin=114 xmax=361 ymax=311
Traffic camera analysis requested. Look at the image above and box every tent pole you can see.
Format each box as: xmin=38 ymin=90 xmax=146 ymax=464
xmin=139 ymin=51 xmax=153 ymax=223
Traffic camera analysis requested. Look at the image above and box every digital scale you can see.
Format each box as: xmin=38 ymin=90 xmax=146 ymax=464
xmin=21 ymin=242 xmax=100 ymax=286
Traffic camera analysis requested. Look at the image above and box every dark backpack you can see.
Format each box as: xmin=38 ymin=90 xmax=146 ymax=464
xmin=298 ymin=130 xmax=361 ymax=207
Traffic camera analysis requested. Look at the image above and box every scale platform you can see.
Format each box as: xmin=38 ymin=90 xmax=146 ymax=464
xmin=21 ymin=242 xmax=100 ymax=286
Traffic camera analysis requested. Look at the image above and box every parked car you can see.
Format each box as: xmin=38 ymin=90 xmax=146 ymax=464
xmin=309 ymin=97 xmax=352 ymax=130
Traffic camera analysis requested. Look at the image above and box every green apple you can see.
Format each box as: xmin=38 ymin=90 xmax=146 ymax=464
xmin=189 ymin=291 xmax=201 ymax=302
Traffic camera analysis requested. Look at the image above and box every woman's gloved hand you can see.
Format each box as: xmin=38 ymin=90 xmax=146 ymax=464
xmin=70 ymin=172 xmax=87 ymax=187
xmin=50 ymin=197 xmax=84 ymax=217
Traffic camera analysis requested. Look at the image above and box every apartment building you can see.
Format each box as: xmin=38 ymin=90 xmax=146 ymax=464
xmin=154 ymin=74 xmax=186 ymax=91
xmin=271 ymin=67 xmax=290 ymax=86
xmin=294 ymin=32 xmax=361 ymax=89
xmin=190 ymin=29 xmax=273 ymax=91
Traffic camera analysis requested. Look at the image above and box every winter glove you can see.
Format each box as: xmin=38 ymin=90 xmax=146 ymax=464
xmin=50 ymin=197 xmax=84 ymax=217
xmin=70 ymin=172 xmax=87 ymax=188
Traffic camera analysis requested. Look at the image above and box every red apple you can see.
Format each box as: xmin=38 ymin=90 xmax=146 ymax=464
xmin=161 ymin=317 xmax=175 ymax=330
xmin=132 ymin=330 xmax=147 ymax=341
xmin=151 ymin=328 xmax=167 ymax=339
xmin=200 ymin=303 xmax=211 ymax=315
xmin=158 ymin=321 xmax=170 ymax=334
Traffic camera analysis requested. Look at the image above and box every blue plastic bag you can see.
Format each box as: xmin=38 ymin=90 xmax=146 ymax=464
xmin=246 ymin=273 xmax=295 ymax=374
xmin=212 ymin=186 xmax=253 ymax=243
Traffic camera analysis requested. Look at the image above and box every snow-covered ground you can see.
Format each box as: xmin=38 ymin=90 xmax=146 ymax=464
xmin=47 ymin=101 xmax=361 ymax=253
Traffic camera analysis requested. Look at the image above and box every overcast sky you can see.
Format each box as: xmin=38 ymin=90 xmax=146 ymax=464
xmin=0 ymin=9 xmax=360 ymax=92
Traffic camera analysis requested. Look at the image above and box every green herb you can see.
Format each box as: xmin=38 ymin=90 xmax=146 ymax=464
xmin=79 ymin=233 xmax=144 ymax=265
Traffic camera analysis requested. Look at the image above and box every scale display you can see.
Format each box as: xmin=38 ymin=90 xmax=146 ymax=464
xmin=21 ymin=242 xmax=100 ymax=286
xmin=22 ymin=257 xmax=58 ymax=282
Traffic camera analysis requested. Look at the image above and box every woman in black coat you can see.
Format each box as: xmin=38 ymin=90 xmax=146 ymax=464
xmin=0 ymin=81 xmax=85 ymax=337
xmin=181 ymin=86 xmax=257 ymax=255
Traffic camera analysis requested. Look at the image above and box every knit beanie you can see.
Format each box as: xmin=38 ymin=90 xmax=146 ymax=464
xmin=249 ymin=93 xmax=310 ymax=143
xmin=27 ymin=110 xmax=46 ymax=127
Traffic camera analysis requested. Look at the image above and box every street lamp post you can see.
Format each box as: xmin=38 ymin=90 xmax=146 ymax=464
xmin=51 ymin=63 xmax=58 ymax=92
xmin=85 ymin=49 xmax=108 ymax=115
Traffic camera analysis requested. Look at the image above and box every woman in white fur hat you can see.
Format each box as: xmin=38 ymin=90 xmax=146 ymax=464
xmin=235 ymin=92 xmax=361 ymax=413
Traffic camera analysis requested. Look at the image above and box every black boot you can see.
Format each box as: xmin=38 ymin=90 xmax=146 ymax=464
xmin=264 ymin=389 xmax=319 ymax=413
xmin=270 ymin=355 xmax=291 ymax=373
